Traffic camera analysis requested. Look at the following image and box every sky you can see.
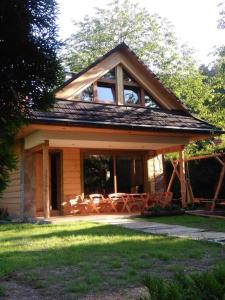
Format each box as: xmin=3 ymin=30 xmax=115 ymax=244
xmin=57 ymin=0 xmax=224 ymax=65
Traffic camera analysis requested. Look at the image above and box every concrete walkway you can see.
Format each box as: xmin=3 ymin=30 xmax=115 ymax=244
xmin=46 ymin=214 xmax=225 ymax=245
xmin=94 ymin=216 xmax=225 ymax=245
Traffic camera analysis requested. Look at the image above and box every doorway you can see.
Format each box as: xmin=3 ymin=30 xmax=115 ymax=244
xmin=50 ymin=152 xmax=62 ymax=211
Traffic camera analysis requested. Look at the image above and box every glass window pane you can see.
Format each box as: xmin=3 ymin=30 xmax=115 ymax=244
xmin=101 ymin=68 xmax=116 ymax=80
xmin=81 ymin=86 xmax=93 ymax=102
xmin=97 ymin=84 xmax=115 ymax=103
xmin=123 ymin=70 xmax=136 ymax=82
xmin=124 ymin=86 xmax=140 ymax=105
xmin=116 ymin=155 xmax=144 ymax=193
xmin=144 ymin=91 xmax=160 ymax=108
xmin=83 ymin=154 xmax=114 ymax=196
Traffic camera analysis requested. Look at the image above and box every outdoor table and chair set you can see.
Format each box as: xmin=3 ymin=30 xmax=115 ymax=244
xmin=66 ymin=192 xmax=172 ymax=215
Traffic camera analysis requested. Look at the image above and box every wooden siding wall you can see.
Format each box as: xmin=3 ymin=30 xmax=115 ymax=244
xmin=0 ymin=143 xmax=22 ymax=217
xmin=63 ymin=148 xmax=81 ymax=196
xmin=24 ymin=151 xmax=36 ymax=218
xmin=35 ymin=153 xmax=43 ymax=213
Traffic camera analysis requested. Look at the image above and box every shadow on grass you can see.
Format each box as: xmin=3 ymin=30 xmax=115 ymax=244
xmin=0 ymin=222 xmax=224 ymax=297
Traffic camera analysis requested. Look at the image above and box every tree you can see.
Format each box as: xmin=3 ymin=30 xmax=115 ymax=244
xmin=64 ymin=0 xmax=224 ymax=156
xmin=0 ymin=0 xmax=63 ymax=193
xmin=218 ymin=1 xmax=225 ymax=29
xmin=64 ymin=0 xmax=210 ymax=115
xmin=65 ymin=0 xmax=196 ymax=76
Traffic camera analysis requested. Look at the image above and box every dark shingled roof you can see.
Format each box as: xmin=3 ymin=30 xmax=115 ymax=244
xmin=31 ymin=100 xmax=221 ymax=134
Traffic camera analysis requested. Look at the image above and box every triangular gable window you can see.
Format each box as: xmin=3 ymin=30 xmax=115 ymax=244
xmin=79 ymin=66 xmax=162 ymax=108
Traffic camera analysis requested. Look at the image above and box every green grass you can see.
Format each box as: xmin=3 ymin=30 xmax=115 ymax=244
xmin=138 ymin=215 xmax=225 ymax=232
xmin=0 ymin=221 xmax=224 ymax=298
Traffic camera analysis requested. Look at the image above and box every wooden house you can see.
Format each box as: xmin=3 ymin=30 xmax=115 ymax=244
xmin=1 ymin=43 xmax=222 ymax=218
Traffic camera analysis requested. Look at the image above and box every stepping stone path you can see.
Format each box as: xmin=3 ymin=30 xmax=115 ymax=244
xmin=94 ymin=217 xmax=225 ymax=245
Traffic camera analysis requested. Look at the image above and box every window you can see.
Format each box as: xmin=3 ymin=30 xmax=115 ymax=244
xmin=81 ymin=85 xmax=93 ymax=102
xmin=144 ymin=91 xmax=161 ymax=108
xmin=123 ymin=70 xmax=136 ymax=82
xmin=79 ymin=66 xmax=162 ymax=108
xmin=83 ymin=152 xmax=144 ymax=195
xmin=101 ymin=68 xmax=116 ymax=80
xmin=83 ymin=154 xmax=114 ymax=196
xmin=124 ymin=86 xmax=140 ymax=105
xmin=97 ymin=83 xmax=115 ymax=103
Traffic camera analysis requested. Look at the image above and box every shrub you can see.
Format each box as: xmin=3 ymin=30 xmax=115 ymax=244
xmin=147 ymin=204 xmax=181 ymax=213
xmin=141 ymin=265 xmax=225 ymax=300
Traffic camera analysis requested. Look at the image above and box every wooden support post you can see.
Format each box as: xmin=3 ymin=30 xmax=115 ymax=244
xmin=116 ymin=65 xmax=124 ymax=105
xmin=211 ymin=162 xmax=225 ymax=211
xmin=42 ymin=140 xmax=50 ymax=218
xmin=179 ymin=149 xmax=186 ymax=208
xmin=113 ymin=155 xmax=117 ymax=193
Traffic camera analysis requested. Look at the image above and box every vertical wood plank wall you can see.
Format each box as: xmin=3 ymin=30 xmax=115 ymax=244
xmin=35 ymin=153 xmax=43 ymax=213
xmin=0 ymin=143 xmax=22 ymax=217
xmin=63 ymin=148 xmax=81 ymax=198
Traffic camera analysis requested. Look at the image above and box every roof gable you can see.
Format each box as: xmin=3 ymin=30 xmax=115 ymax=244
xmin=56 ymin=43 xmax=187 ymax=111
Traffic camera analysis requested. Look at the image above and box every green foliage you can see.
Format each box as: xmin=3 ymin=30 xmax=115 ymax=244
xmin=0 ymin=0 xmax=63 ymax=194
xmin=64 ymin=0 xmax=195 ymax=75
xmin=64 ymin=0 xmax=225 ymax=156
xmin=141 ymin=265 xmax=225 ymax=300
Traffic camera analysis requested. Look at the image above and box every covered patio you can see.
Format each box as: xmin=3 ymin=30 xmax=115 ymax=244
xmin=20 ymin=118 xmax=209 ymax=219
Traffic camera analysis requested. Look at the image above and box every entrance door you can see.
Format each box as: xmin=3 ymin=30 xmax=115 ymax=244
xmin=50 ymin=152 xmax=62 ymax=211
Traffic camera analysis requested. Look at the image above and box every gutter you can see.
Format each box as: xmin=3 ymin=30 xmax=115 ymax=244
xmin=30 ymin=117 xmax=224 ymax=135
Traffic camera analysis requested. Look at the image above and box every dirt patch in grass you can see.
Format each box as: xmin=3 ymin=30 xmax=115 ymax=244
xmin=0 ymin=279 xmax=48 ymax=300
xmin=2 ymin=254 xmax=225 ymax=300
xmin=0 ymin=277 xmax=147 ymax=300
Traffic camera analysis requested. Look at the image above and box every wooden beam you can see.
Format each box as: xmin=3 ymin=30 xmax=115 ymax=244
xmin=215 ymin=156 xmax=224 ymax=166
xmin=30 ymin=143 xmax=45 ymax=153
xmin=211 ymin=162 xmax=225 ymax=211
xmin=179 ymin=148 xmax=186 ymax=208
xmin=166 ymin=160 xmax=179 ymax=192
xmin=156 ymin=145 xmax=183 ymax=155
xmin=116 ymin=64 xmax=124 ymax=105
xmin=42 ymin=140 xmax=50 ymax=218
xmin=113 ymin=155 xmax=117 ymax=193
xmin=178 ymin=153 xmax=223 ymax=162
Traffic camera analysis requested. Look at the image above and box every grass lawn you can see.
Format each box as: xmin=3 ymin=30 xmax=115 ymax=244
xmin=138 ymin=215 xmax=225 ymax=232
xmin=0 ymin=221 xmax=225 ymax=299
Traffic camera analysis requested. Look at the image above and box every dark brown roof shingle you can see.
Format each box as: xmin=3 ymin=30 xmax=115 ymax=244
xmin=31 ymin=100 xmax=221 ymax=134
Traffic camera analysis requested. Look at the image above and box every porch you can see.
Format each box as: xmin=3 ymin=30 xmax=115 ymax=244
xmin=22 ymin=126 xmax=190 ymax=219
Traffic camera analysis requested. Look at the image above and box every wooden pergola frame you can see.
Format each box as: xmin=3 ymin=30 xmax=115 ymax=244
xmin=166 ymin=152 xmax=225 ymax=210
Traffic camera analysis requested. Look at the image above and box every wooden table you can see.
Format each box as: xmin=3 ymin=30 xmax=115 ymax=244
xmin=128 ymin=193 xmax=149 ymax=211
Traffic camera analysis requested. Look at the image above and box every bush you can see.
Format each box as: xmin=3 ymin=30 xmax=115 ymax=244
xmin=141 ymin=265 xmax=225 ymax=300
xmin=147 ymin=204 xmax=181 ymax=213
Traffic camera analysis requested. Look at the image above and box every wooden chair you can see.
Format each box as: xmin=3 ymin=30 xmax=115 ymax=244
xmin=108 ymin=193 xmax=130 ymax=212
xmin=66 ymin=194 xmax=88 ymax=215
xmin=89 ymin=194 xmax=111 ymax=213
